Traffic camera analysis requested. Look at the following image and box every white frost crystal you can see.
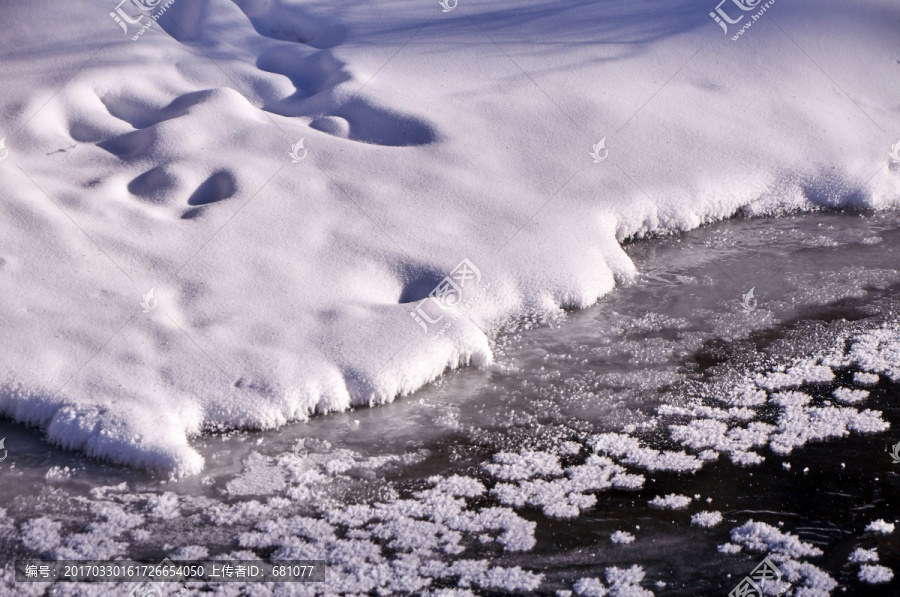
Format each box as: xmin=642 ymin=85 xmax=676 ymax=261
xmin=858 ymin=565 xmax=893 ymax=584
xmin=691 ymin=511 xmax=723 ymax=528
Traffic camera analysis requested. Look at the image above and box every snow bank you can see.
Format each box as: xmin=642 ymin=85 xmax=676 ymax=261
xmin=1 ymin=0 xmax=899 ymax=472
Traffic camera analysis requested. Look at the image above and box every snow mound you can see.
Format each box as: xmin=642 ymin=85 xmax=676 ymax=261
xmin=1 ymin=0 xmax=899 ymax=472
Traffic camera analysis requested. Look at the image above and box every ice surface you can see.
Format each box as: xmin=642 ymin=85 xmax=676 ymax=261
xmin=2 ymin=0 xmax=900 ymax=472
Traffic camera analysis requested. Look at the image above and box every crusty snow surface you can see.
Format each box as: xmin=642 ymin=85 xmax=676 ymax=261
xmin=1 ymin=0 xmax=899 ymax=474
xmin=4 ymin=216 xmax=900 ymax=594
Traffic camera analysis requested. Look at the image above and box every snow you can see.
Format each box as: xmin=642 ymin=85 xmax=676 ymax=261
xmin=848 ymin=548 xmax=878 ymax=563
xmin=574 ymin=578 xmax=609 ymax=597
xmin=573 ymin=566 xmax=654 ymax=597
xmin=690 ymin=511 xmax=722 ymax=528
xmin=463 ymin=322 xmax=899 ymax=548
xmin=729 ymin=520 xmax=822 ymax=559
xmin=864 ymin=519 xmax=895 ymax=534
xmin=19 ymin=517 xmax=63 ymax=554
xmin=717 ymin=543 xmax=742 ymax=554
xmin=832 ymin=387 xmax=869 ymax=404
xmin=858 ymin=565 xmax=894 ymax=584
xmin=852 ymin=372 xmax=880 ymax=386
xmin=610 ymin=531 xmax=635 ymax=544
xmin=648 ymin=494 xmax=692 ymax=510
xmin=486 ymin=453 xmax=646 ymax=519
xmin=756 ymin=363 xmax=835 ymax=391
xmin=1 ymin=0 xmax=899 ymax=473
xmin=847 ymin=323 xmax=900 ymax=382
xmin=483 ymin=451 xmax=563 ymax=481
xmin=727 ymin=520 xmax=836 ymax=595
xmin=605 ymin=566 xmax=654 ymax=597
xmin=591 ymin=433 xmax=701 ymax=473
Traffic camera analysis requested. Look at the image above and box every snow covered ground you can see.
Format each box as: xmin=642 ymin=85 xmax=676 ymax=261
xmin=1 ymin=0 xmax=899 ymax=475
xmin=3 ymin=209 xmax=900 ymax=595
xmin=3 ymin=2 xmax=900 ymax=594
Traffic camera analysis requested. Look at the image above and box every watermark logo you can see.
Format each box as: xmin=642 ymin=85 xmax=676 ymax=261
xmin=110 ymin=0 xmax=177 ymax=41
xmin=140 ymin=288 xmax=157 ymax=313
xmin=889 ymin=141 xmax=900 ymax=164
xmin=590 ymin=138 xmax=609 ymax=163
xmin=409 ymin=258 xmax=488 ymax=337
xmin=729 ymin=556 xmax=787 ymax=597
xmin=110 ymin=0 xmax=145 ymax=34
xmin=289 ymin=138 xmax=307 ymax=162
xmin=129 ymin=579 xmax=163 ymax=597
xmin=439 ymin=0 xmax=458 ymax=12
xmin=890 ymin=441 xmax=900 ymax=464
xmin=740 ymin=287 xmax=757 ymax=313
xmin=0 ymin=438 xmax=7 ymax=463
xmin=128 ymin=557 xmax=177 ymax=597
xmin=292 ymin=439 xmax=309 ymax=461
xmin=0 ymin=138 xmax=8 ymax=162
xmin=710 ymin=0 xmax=775 ymax=40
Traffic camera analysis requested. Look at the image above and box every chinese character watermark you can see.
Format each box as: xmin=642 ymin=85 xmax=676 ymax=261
xmin=129 ymin=557 xmax=188 ymax=597
xmin=129 ymin=578 xmax=163 ymax=597
xmin=729 ymin=556 xmax=787 ymax=597
xmin=109 ymin=0 xmax=178 ymax=41
xmin=709 ymin=0 xmax=776 ymax=40
xmin=409 ymin=258 xmax=488 ymax=338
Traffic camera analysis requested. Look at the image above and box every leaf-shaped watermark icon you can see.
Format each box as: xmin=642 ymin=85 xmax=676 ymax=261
xmin=889 ymin=140 xmax=900 ymax=164
xmin=590 ymin=138 xmax=608 ymax=163
xmin=140 ymin=288 xmax=157 ymax=313
xmin=890 ymin=441 xmax=900 ymax=464
xmin=740 ymin=287 xmax=757 ymax=313
xmin=289 ymin=138 xmax=307 ymax=162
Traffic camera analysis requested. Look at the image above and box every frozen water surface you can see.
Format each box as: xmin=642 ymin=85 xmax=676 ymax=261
xmin=3 ymin=210 xmax=900 ymax=595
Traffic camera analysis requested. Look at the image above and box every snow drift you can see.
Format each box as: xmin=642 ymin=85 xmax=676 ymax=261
xmin=0 ymin=0 xmax=898 ymax=474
